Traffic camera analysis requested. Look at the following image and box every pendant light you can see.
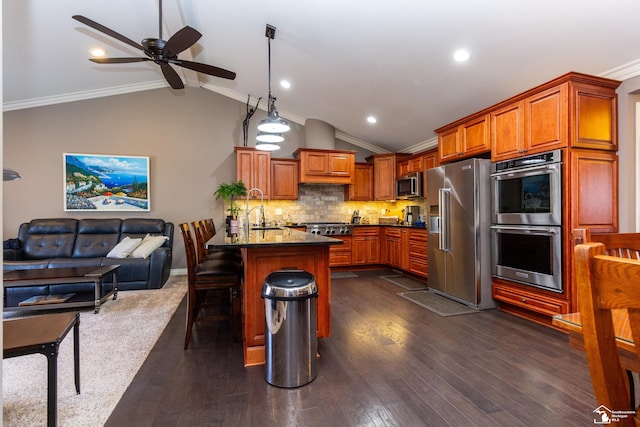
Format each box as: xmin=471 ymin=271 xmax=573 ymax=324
xmin=256 ymin=24 xmax=289 ymax=151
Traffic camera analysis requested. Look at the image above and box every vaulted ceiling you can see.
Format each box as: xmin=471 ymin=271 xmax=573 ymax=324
xmin=5 ymin=1 xmax=640 ymax=153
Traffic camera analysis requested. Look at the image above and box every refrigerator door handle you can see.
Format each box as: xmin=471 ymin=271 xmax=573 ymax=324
xmin=438 ymin=188 xmax=450 ymax=251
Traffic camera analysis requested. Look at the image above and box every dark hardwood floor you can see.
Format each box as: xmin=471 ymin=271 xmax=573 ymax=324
xmin=106 ymin=270 xmax=599 ymax=426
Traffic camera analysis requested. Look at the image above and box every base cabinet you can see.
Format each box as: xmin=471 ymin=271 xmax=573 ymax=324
xmin=329 ymin=236 xmax=352 ymax=267
xmin=407 ymin=229 xmax=427 ymax=278
xmin=352 ymin=227 xmax=380 ymax=265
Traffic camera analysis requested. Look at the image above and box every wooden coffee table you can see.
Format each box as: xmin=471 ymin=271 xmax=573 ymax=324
xmin=3 ymin=265 xmax=119 ymax=314
xmin=4 ymin=311 xmax=80 ymax=427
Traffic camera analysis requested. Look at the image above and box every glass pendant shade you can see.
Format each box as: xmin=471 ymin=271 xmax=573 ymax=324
xmin=255 ymin=141 xmax=281 ymax=151
xmin=256 ymin=131 xmax=284 ymax=143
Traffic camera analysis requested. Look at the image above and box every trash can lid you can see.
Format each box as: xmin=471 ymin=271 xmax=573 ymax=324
xmin=262 ymin=270 xmax=318 ymax=299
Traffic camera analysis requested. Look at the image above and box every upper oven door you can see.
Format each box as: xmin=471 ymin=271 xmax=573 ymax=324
xmin=491 ymin=162 xmax=562 ymax=226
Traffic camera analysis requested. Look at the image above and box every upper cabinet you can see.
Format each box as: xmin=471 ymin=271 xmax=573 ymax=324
xmin=235 ymin=147 xmax=271 ymax=199
xmin=293 ymin=148 xmax=355 ymax=184
xmin=271 ymin=159 xmax=299 ymax=200
xmin=435 ymin=72 xmax=619 ymax=163
xmin=436 ymin=114 xmax=490 ymax=163
xmin=345 ymin=162 xmax=374 ymax=201
xmin=367 ymin=153 xmax=409 ymax=201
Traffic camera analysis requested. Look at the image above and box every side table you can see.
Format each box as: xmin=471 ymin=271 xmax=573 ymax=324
xmin=3 ymin=311 xmax=80 ymax=427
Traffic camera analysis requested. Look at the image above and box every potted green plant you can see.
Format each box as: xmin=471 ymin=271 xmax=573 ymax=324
xmin=214 ymin=180 xmax=248 ymax=225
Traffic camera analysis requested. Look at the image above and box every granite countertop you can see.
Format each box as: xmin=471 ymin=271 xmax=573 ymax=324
xmin=206 ymin=226 xmax=344 ymax=248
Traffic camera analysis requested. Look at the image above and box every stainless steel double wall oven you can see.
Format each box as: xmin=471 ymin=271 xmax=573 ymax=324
xmin=490 ymin=150 xmax=563 ymax=292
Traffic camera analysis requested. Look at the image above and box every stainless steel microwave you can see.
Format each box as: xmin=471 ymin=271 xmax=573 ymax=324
xmin=397 ymin=172 xmax=423 ymax=199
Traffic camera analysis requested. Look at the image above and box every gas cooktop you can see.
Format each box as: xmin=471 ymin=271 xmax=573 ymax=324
xmin=305 ymin=222 xmax=353 ymax=235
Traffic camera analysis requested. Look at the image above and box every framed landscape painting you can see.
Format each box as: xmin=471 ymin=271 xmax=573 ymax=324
xmin=64 ymin=153 xmax=150 ymax=212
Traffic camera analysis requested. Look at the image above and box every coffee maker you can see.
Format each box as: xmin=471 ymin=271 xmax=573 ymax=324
xmin=405 ymin=205 xmax=420 ymax=225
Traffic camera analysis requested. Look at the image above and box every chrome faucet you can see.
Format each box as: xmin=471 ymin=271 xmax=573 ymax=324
xmin=245 ymin=187 xmax=265 ymax=229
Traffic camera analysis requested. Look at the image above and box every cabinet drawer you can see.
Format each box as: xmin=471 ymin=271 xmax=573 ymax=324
xmin=329 ymin=253 xmax=352 ymax=267
xmin=329 ymin=236 xmax=351 ymax=252
xmin=408 ymin=258 xmax=428 ymax=277
xmin=353 ymin=227 xmax=379 ymax=237
xmin=492 ymin=283 xmax=568 ymax=316
xmin=385 ymin=228 xmax=401 ymax=238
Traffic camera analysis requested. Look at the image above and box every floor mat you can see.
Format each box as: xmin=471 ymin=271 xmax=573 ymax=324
xmin=380 ymin=275 xmax=428 ymax=290
xmin=331 ymin=271 xmax=359 ymax=279
xmin=398 ymin=290 xmax=479 ymax=317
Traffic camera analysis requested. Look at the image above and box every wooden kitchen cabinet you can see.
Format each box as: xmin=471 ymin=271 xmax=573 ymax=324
xmin=437 ymin=114 xmax=490 ymax=163
xmin=270 ymin=159 xmax=299 ymax=200
xmin=568 ymin=149 xmax=618 ymax=234
xmin=407 ymin=228 xmax=427 ymax=278
xmin=368 ymin=153 xmax=409 ymax=201
xmin=352 ymin=227 xmax=380 ymax=265
xmin=491 ymin=84 xmax=568 ymax=161
xmin=489 ymin=74 xmax=619 ymax=162
xmin=235 ymin=147 xmax=270 ymax=199
xmin=294 ymin=148 xmax=355 ymax=184
xmin=345 ymin=162 xmax=374 ymax=201
xmin=329 ymin=235 xmax=352 ymax=267
xmin=398 ymin=154 xmax=426 ymax=177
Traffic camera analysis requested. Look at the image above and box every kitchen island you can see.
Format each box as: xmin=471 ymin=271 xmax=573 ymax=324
xmin=206 ymin=226 xmax=342 ymax=366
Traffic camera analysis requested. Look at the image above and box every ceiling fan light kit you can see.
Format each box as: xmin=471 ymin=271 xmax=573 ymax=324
xmin=255 ymin=24 xmax=289 ymax=151
xmin=71 ymin=0 xmax=236 ymax=90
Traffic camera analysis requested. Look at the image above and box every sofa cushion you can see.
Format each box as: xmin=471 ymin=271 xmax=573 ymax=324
xmin=3 ymin=260 xmax=50 ymax=271
xmin=47 ymin=258 xmax=103 ymax=269
xmin=130 ymin=234 xmax=169 ymax=259
xmin=107 ymin=236 xmax=142 ymax=258
xmin=21 ymin=219 xmax=77 ymax=259
xmin=121 ymin=218 xmax=165 ymax=238
xmin=73 ymin=219 xmax=122 ymax=258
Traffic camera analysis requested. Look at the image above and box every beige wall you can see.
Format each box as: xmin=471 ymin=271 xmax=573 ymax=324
xmin=615 ymin=75 xmax=640 ymax=232
xmin=2 ymin=88 xmax=310 ymax=269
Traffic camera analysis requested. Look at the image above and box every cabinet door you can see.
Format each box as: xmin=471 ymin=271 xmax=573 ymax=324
xmin=270 ymin=159 xmax=299 ymax=200
xmin=397 ymin=160 xmax=409 ymax=177
xmin=571 ymin=82 xmax=618 ymax=151
xmin=407 ymin=156 xmax=423 ymax=174
xmin=345 ymin=163 xmax=373 ymax=201
xmin=569 ymin=149 xmax=618 ymax=233
xmin=461 ymin=114 xmax=490 ymax=156
xmin=328 ymin=153 xmax=353 ymax=176
xmin=525 ymin=83 xmax=568 ymax=155
xmin=438 ymin=127 xmax=460 ymax=163
xmin=491 ymin=101 xmax=525 ymax=162
xmin=373 ymin=155 xmax=396 ymax=200
xmin=235 ymin=148 xmax=271 ymax=199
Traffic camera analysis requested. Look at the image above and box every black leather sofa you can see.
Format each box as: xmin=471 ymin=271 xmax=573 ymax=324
xmin=3 ymin=218 xmax=173 ymax=307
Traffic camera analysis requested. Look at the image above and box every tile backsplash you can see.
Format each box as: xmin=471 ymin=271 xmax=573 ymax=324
xmin=245 ymin=184 xmax=428 ymax=225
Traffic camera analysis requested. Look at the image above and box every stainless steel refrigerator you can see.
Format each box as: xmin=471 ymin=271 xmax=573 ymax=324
xmin=426 ymin=158 xmax=495 ymax=309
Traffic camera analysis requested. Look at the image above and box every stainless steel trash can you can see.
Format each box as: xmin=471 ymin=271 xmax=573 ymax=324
xmin=262 ymin=270 xmax=318 ymax=388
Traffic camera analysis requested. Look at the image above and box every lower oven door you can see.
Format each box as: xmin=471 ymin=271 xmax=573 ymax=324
xmin=491 ymin=225 xmax=563 ymax=292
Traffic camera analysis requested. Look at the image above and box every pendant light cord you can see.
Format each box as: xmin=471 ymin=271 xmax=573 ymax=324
xmin=267 ymin=36 xmax=273 ymax=113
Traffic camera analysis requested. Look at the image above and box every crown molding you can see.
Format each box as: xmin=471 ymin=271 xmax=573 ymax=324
xmin=599 ymin=58 xmax=640 ymax=81
xmin=398 ymin=136 xmax=438 ymax=154
xmin=334 ymin=131 xmax=390 ymax=154
xmin=3 ymin=80 xmax=168 ymax=112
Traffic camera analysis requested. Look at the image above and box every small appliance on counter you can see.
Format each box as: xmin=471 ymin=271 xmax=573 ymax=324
xmin=405 ymin=205 xmax=421 ymax=225
xmin=351 ymin=210 xmax=361 ymax=224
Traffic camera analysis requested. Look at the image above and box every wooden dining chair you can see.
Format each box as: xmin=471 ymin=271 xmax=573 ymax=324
xmin=191 ymin=220 xmax=242 ymax=264
xmin=573 ymin=228 xmax=640 ymax=259
xmin=179 ymin=223 xmax=243 ymax=349
xmin=575 ymin=240 xmax=640 ymax=425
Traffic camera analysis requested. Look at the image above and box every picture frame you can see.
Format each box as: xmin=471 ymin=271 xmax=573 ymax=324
xmin=64 ymin=153 xmax=150 ymax=212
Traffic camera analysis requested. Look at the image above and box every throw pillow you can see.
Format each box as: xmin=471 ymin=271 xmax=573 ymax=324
xmin=130 ymin=234 xmax=169 ymax=259
xmin=106 ymin=236 xmax=142 ymax=258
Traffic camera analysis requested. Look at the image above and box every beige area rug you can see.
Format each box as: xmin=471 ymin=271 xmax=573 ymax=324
xmin=2 ymin=275 xmax=187 ymax=427
xmin=398 ymin=290 xmax=479 ymax=317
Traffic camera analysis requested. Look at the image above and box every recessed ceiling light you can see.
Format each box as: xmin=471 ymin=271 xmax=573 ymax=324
xmin=367 ymin=116 xmax=377 ymax=124
xmin=280 ymin=80 xmax=291 ymax=89
xmin=91 ymin=48 xmax=106 ymax=57
xmin=453 ymin=49 xmax=470 ymax=62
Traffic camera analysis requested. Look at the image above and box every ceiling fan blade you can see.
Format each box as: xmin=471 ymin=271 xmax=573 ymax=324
xmin=163 ymin=26 xmax=202 ymax=58
xmin=172 ymin=60 xmax=236 ymax=80
xmin=72 ymin=15 xmax=144 ymax=51
xmin=160 ymin=64 xmax=185 ymax=89
xmin=89 ymin=57 xmax=151 ymax=64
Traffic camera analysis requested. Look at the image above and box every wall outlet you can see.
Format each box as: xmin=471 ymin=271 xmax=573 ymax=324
xmin=275 ymin=208 xmax=283 ymax=216
xmin=381 ymin=209 xmax=386 ymax=215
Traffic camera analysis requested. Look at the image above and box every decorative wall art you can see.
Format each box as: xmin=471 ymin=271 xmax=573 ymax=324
xmin=64 ymin=153 xmax=150 ymax=212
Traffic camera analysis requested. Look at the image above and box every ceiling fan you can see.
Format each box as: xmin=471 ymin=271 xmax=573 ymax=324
xmin=72 ymin=0 xmax=236 ymax=89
